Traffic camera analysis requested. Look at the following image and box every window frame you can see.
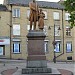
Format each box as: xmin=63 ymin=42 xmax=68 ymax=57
xmin=66 ymin=42 xmax=72 ymax=53
xmin=53 ymin=12 xmax=60 ymax=20
xmin=12 ymin=8 xmax=20 ymax=18
xmin=13 ymin=24 xmax=20 ymax=36
xmin=13 ymin=42 xmax=20 ymax=53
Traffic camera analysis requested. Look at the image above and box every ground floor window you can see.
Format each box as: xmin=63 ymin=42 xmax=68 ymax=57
xmin=55 ymin=42 xmax=60 ymax=52
xmin=13 ymin=42 xmax=20 ymax=53
xmin=0 ymin=46 xmax=5 ymax=55
xmin=44 ymin=41 xmax=48 ymax=53
xmin=66 ymin=42 xmax=72 ymax=52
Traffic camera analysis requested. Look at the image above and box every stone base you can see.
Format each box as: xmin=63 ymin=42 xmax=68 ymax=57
xmin=13 ymin=68 xmax=61 ymax=75
xmin=22 ymin=68 xmax=52 ymax=74
xmin=27 ymin=60 xmax=47 ymax=68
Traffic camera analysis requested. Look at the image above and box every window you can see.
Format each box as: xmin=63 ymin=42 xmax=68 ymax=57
xmin=13 ymin=8 xmax=20 ymax=17
xmin=66 ymin=26 xmax=71 ymax=36
xmin=66 ymin=42 xmax=72 ymax=52
xmin=13 ymin=24 xmax=20 ymax=35
xmin=27 ymin=10 xmax=30 ymax=18
xmin=55 ymin=42 xmax=60 ymax=52
xmin=27 ymin=25 xmax=33 ymax=30
xmin=0 ymin=47 xmax=3 ymax=55
xmin=44 ymin=41 xmax=48 ymax=53
xmin=55 ymin=26 xmax=60 ymax=36
xmin=65 ymin=13 xmax=70 ymax=20
xmin=53 ymin=12 xmax=60 ymax=20
xmin=43 ymin=26 xmax=48 ymax=35
xmin=43 ymin=11 xmax=47 ymax=19
xmin=13 ymin=42 xmax=20 ymax=53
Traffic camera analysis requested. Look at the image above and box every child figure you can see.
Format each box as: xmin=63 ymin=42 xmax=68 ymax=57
xmin=38 ymin=9 xmax=45 ymax=30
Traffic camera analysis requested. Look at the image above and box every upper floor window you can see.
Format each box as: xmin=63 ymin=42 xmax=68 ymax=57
xmin=55 ymin=25 xmax=60 ymax=36
xmin=27 ymin=9 xmax=30 ymax=19
xmin=13 ymin=8 xmax=20 ymax=17
xmin=65 ymin=13 xmax=70 ymax=20
xmin=66 ymin=26 xmax=71 ymax=36
xmin=13 ymin=42 xmax=20 ymax=53
xmin=13 ymin=24 xmax=20 ymax=35
xmin=66 ymin=42 xmax=72 ymax=52
xmin=53 ymin=12 xmax=60 ymax=20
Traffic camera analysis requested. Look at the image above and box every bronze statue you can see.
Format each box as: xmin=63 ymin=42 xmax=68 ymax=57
xmin=29 ymin=0 xmax=39 ymax=30
xmin=38 ymin=9 xmax=45 ymax=30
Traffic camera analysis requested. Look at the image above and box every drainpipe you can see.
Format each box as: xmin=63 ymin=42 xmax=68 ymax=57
xmin=56 ymin=9 xmax=64 ymax=58
xmin=10 ymin=4 xmax=12 ymax=59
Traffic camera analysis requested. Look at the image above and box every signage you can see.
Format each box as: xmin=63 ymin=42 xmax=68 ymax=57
xmin=0 ymin=39 xmax=10 ymax=45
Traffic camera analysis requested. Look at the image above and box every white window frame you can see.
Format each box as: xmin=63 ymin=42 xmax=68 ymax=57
xmin=43 ymin=26 xmax=48 ymax=35
xmin=27 ymin=9 xmax=30 ymax=19
xmin=55 ymin=26 xmax=60 ymax=36
xmin=44 ymin=41 xmax=48 ymax=53
xmin=13 ymin=42 xmax=20 ymax=53
xmin=66 ymin=42 xmax=72 ymax=52
xmin=65 ymin=13 xmax=70 ymax=20
xmin=13 ymin=8 xmax=20 ymax=17
xmin=53 ymin=12 xmax=60 ymax=20
xmin=66 ymin=26 xmax=71 ymax=36
xmin=0 ymin=47 xmax=3 ymax=55
xmin=55 ymin=42 xmax=60 ymax=52
xmin=13 ymin=24 xmax=20 ymax=35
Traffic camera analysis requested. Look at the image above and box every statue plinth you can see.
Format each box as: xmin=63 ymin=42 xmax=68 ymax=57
xmin=26 ymin=30 xmax=47 ymax=68
xmin=21 ymin=30 xmax=61 ymax=75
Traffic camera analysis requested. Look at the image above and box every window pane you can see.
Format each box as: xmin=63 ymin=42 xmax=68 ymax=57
xmin=0 ymin=47 xmax=3 ymax=55
xmin=13 ymin=42 xmax=20 ymax=53
xmin=65 ymin=13 xmax=70 ymax=20
xmin=55 ymin=42 xmax=60 ymax=52
xmin=27 ymin=10 xmax=30 ymax=18
xmin=66 ymin=26 xmax=71 ymax=36
xmin=53 ymin=12 xmax=59 ymax=20
xmin=55 ymin=26 xmax=60 ymax=36
xmin=13 ymin=24 xmax=20 ymax=35
xmin=66 ymin=42 xmax=72 ymax=52
xmin=13 ymin=9 xmax=16 ymax=17
xmin=44 ymin=41 xmax=48 ymax=53
xmin=17 ymin=9 xmax=20 ymax=17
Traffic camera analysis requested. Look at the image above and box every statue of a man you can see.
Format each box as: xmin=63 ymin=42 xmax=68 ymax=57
xmin=29 ymin=0 xmax=39 ymax=30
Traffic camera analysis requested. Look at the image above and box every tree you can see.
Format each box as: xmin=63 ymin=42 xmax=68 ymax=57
xmin=63 ymin=0 xmax=75 ymax=28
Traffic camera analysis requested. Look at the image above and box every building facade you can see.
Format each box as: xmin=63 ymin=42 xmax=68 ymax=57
xmin=0 ymin=0 xmax=74 ymax=62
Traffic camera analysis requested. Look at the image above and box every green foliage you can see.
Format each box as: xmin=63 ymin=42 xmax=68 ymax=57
xmin=63 ymin=0 xmax=75 ymax=28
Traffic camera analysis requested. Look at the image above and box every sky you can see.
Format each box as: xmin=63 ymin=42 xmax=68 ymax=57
xmin=0 ymin=0 xmax=60 ymax=4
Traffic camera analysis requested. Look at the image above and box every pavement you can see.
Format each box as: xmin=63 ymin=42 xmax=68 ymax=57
xmin=0 ymin=59 xmax=75 ymax=75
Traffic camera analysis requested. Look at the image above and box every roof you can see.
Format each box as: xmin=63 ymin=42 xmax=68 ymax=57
xmin=0 ymin=5 xmax=8 ymax=11
xmin=6 ymin=0 xmax=64 ymax=9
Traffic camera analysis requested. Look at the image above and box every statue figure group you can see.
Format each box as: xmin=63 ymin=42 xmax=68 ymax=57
xmin=29 ymin=0 xmax=45 ymax=30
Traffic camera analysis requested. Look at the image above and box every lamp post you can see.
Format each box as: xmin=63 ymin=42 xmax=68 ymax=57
xmin=52 ymin=24 xmax=61 ymax=63
xmin=52 ymin=24 xmax=56 ymax=63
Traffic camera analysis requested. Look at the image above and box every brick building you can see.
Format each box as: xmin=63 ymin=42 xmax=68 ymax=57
xmin=0 ymin=0 xmax=74 ymax=62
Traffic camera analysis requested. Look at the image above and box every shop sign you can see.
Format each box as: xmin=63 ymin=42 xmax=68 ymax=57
xmin=0 ymin=39 xmax=10 ymax=45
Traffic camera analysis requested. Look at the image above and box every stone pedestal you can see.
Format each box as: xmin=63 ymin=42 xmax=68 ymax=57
xmin=27 ymin=30 xmax=47 ymax=68
xmin=22 ymin=30 xmax=61 ymax=75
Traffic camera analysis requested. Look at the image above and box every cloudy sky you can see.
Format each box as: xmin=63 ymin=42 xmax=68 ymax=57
xmin=0 ymin=0 xmax=60 ymax=4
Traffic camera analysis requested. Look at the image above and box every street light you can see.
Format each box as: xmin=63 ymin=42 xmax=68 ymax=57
xmin=52 ymin=24 xmax=61 ymax=63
